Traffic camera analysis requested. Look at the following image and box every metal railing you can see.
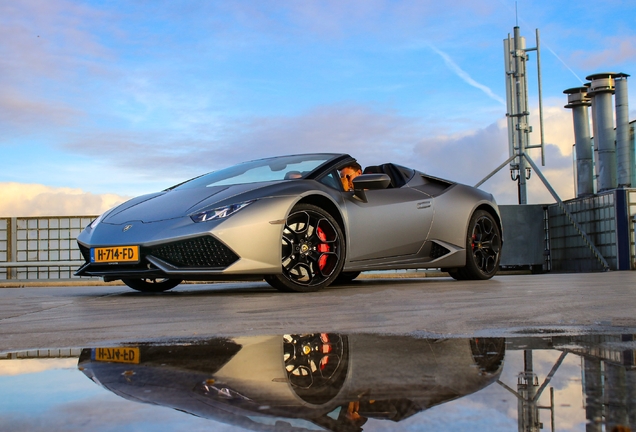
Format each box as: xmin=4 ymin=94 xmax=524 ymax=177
xmin=0 ymin=348 xmax=83 ymax=359
xmin=0 ymin=216 xmax=97 ymax=281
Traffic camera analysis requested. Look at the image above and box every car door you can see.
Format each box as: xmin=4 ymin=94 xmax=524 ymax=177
xmin=343 ymin=187 xmax=434 ymax=262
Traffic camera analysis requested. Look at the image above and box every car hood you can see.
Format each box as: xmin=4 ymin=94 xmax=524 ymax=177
xmin=104 ymin=182 xmax=280 ymax=224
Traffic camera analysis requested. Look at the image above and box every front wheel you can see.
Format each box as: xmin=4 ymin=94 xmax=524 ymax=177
xmin=450 ymin=210 xmax=501 ymax=280
xmin=332 ymin=271 xmax=361 ymax=285
xmin=121 ymin=278 xmax=182 ymax=292
xmin=265 ymin=204 xmax=345 ymax=293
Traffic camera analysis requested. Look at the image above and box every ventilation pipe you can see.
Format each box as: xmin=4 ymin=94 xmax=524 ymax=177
xmin=586 ymin=73 xmax=618 ymax=192
xmin=564 ymin=87 xmax=594 ymax=196
xmin=614 ymin=73 xmax=631 ymax=187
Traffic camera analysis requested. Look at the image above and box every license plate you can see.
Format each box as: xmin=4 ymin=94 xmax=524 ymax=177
xmin=91 ymin=246 xmax=140 ymax=263
xmin=93 ymin=347 xmax=140 ymax=364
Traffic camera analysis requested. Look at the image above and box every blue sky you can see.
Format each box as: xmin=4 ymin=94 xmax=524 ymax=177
xmin=2 ymin=0 xmax=636 ymax=215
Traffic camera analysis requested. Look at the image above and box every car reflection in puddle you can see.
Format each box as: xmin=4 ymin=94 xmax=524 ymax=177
xmin=1 ymin=332 xmax=635 ymax=431
xmin=78 ymin=335 xmax=505 ymax=431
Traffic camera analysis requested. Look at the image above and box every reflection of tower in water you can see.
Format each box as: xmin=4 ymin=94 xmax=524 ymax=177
xmin=580 ymin=334 xmax=636 ymax=432
xmin=497 ymin=348 xmax=562 ymax=432
xmin=500 ymin=335 xmax=636 ymax=432
xmin=517 ymin=350 xmax=555 ymax=432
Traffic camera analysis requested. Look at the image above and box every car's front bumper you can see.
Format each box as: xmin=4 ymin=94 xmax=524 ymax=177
xmin=74 ymin=197 xmax=295 ymax=281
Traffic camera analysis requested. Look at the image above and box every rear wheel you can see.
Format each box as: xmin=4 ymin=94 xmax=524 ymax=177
xmin=470 ymin=338 xmax=506 ymax=374
xmin=122 ymin=278 xmax=182 ymax=292
xmin=450 ymin=210 xmax=501 ymax=280
xmin=265 ymin=204 xmax=344 ymax=293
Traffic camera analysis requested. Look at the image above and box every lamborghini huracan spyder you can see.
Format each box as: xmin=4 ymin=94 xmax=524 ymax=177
xmin=75 ymin=153 xmax=502 ymax=292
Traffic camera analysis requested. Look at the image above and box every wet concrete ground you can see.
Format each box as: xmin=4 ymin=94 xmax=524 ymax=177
xmin=1 ymin=272 xmax=635 ymax=352
xmin=1 ymin=272 xmax=635 ymax=431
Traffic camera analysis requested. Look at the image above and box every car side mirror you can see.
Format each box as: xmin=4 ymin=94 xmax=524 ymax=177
xmin=352 ymin=173 xmax=391 ymax=202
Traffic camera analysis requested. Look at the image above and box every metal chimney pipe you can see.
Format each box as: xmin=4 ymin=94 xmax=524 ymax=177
xmin=586 ymin=73 xmax=618 ymax=192
xmin=614 ymin=73 xmax=631 ymax=187
xmin=589 ymin=82 xmax=599 ymax=193
xmin=564 ymin=87 xmax=594 ymax=196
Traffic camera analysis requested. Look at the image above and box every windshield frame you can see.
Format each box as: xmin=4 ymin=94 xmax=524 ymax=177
xmin=171 ymin=154 xmax=345 ymax=190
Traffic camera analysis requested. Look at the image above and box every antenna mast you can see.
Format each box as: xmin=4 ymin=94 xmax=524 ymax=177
xmin=503 ymin=26 xmax=545 ymax=204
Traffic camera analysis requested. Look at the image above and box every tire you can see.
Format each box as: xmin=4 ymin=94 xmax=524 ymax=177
xmin=469 ymin=338 xmax=506 ymax=374
xmin=283 ymin=333 xmax=349 ymax=404
xmin=265 ymin=204 xmax=345 ymax=293
xmin=332 ymin=271 xmax=361 ymax=285
xmin=121 ymin=278 xmax=182 ymax=292
xmin=446 ymin=269 xmax=466 ymax=280
xmin=450 ymin=210 xmax=501 ymax=280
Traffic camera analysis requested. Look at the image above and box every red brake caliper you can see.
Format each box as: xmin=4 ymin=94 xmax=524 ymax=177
xmin=320 ymin=333 xmax=331 ymax=370
xmin=316 ymin=227 xmax=330 ymax=270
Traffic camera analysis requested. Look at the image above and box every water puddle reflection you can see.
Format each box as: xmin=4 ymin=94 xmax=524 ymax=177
xmin=1 ymin=332 xmax=635 ymax=431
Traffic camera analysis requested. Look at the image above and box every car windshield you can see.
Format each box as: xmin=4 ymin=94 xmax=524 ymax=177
xmin=172 ymin=154 xmax=339 ymax=189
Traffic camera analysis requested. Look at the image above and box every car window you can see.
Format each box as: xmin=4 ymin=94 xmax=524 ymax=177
xmin=319 ymin=171 xmax=343 ymax=191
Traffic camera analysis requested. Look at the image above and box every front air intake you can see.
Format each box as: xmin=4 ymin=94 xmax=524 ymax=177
xmin=147 ymin=236 xmax=239 ymax=268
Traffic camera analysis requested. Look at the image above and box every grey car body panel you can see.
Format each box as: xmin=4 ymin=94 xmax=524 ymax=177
xmin=342 ymin=186 xmax=433 ymax=262
xmin=76 ymin=153 xmax=501 ymax=281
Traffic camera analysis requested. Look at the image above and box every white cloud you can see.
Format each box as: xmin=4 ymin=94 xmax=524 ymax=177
xmin=0 ymin=90 xmax=81 ymax=135
xmin=0 ymin=358 xmax=77 ymax=376
xmin=570 ymin=36 xmax=636 ymax=70
xmin=0 ymin=183 xmax=129 ymax=217
xmin=61 ymin=104 xmax=425 ymax=178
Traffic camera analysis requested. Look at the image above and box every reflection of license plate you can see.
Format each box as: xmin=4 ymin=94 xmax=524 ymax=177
xmin=91 ymin=246 xmax=139 ymax=263
xmin=93 ymin=347 xmax=140 ymax=364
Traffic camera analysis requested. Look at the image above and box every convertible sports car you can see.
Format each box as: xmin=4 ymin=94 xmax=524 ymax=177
xmin=75 ymin=153 xmax=502 ymax=292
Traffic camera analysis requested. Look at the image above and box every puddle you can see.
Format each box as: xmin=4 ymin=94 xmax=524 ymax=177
xmin=1 ymin=333 xmax=635 ymax=431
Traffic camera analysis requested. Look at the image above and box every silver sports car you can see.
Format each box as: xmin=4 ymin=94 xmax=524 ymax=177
xmin=75 ymin=153 xmax=502 ymax=292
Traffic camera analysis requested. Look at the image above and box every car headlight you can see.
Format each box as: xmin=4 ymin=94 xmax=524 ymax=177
xmin=89 ymin=212 xmax=106 ymax=229
xmin=89 ymin=206 xmax=119 ymax=229
xmin=190 ymin=200 xmax=254 ymax=223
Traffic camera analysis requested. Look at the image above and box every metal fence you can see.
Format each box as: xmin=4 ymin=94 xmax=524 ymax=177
xmin=0 ymin=348 xmax=83 ymax=360
xmin=0 ymin=216 xmax=97 ymax=281
xmin=547 ymin=189 xmax=636 ymax=272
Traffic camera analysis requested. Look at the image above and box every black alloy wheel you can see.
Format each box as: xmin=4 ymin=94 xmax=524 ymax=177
xmin=449 ymin=210 xmax=501 ymax=280
xmin=283 ymin=333 xmax=349 ymax=405
xmin=265 ymin=204 xmax=344 ymax=293
xmin=121 ymin=278 xmax=183 ymax=292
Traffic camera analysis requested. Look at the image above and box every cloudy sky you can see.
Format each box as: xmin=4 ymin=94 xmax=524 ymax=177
xmin=0 ymin=347 xmax=588 ymax=431
xmin=2 ymin=0 xmax=636 ymax=216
